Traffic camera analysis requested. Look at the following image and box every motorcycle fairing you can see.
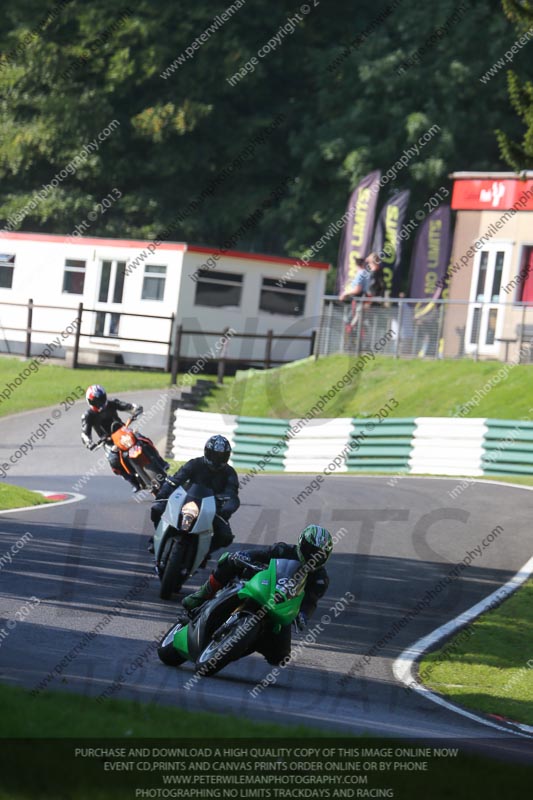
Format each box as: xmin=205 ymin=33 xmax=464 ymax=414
xmin=154 ymin=484 xmax=215 ymax=569
xmin=238 ymin=559 xmax=305 ymax=626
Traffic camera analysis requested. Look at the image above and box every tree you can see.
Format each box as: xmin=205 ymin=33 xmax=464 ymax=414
xmin=497 ymin=0 xmax=533 ymax=169
xmin=0 ymin=0 xmax=531 ymax=286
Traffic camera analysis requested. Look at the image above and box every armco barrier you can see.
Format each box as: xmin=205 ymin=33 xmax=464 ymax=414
xmin=346 ymin=419 xmax=416 ymax=473
xmin=482 ymin=418 xmax=533 ymax=476
xmin=232 ymin=417 xmax=290 ymax=471
xmin=171 ymin=410 xmax=533 ymax=477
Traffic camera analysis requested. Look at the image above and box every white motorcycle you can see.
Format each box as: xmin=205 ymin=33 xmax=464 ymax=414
xmin=154 ymin=482 xmax=222 ymax=600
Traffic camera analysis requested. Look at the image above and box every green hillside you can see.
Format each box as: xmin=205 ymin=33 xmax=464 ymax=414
xmin=202 ymin=355 xmax=533 ymax=420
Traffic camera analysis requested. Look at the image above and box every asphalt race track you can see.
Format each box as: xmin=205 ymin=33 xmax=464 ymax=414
xmin=1 ymin=391 xmax=532 ymax=760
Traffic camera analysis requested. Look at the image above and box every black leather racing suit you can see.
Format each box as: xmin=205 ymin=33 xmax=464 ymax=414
xmin=151 ymin=457 xmax=240 ymax=552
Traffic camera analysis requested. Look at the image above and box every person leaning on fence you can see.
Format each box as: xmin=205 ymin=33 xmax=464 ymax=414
xmin=365 ymin=252 xmax=385 ymax=304
xmin=339 ymin=258 xmax=369 ymax=350
xmin=338 ymin=258 xmax=369 ymax=303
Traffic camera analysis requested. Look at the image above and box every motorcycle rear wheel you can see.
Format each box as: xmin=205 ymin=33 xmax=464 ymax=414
xmin=158 ymin=620 xmax=188 ymax=666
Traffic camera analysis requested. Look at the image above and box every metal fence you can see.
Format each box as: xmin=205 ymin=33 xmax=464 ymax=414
xmin=315 ymin=296 xmax=533 ymax=363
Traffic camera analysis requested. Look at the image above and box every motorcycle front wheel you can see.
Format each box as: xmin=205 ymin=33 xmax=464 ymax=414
xmin=159 ymin=537 xmax=192 ymax=600
xmin=136 ymin=462 xmax=165 ymax=492
xmin=195 ymin=612 xmax=260 ymax=677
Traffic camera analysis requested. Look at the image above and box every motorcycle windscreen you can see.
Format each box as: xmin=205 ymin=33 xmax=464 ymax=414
xmin=239 ymin=559 xmax=305 ymax=626
xmin=182 ymin=483 xmax=215 ymax=501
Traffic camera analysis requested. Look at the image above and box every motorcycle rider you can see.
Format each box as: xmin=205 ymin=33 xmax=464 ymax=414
xmin=81 ymin=384 xmax=167 ymax=491
xmin=182 ymin=524 xmax=332 ymax=666
xmin=150 ymin=434 xmax=239 ymax=557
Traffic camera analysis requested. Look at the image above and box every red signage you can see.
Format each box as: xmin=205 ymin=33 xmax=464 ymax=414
xmin=451 ymin=179 xmax=533 ymax=211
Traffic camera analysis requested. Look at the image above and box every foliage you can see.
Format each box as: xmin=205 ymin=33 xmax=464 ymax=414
xmin=0 ymin=0 xmax=531 ymax=276
xmin=498 ymin=0 xmax=533 ymax=168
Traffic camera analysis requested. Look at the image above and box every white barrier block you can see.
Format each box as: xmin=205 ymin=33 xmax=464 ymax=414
xmin=284 ymin=418 xmax=353 ymax=473
xmin=172 ymin=409 xmax=237 ymax=462
xmin=409 ymin=417 xmax=487 ymax=476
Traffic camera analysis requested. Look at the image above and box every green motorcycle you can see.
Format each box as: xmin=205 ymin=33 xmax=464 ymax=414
xmin=157 ymin=557 xmax=306 ymax=676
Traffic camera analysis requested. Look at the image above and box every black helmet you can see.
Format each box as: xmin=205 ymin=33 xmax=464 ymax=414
xmin=86 ymin=384 xmax=107 ymax=412
xmin=204 ymin=435 xmax=231 ymax=470
xmin=296 ymin=525 xmax=333 ymax=569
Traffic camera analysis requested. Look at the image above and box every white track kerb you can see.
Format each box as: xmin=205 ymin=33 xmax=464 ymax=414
xmin=393 ymin=479 xmax=533 ymax=739
xmin=0 ymin=492 xmax=85 ymax=515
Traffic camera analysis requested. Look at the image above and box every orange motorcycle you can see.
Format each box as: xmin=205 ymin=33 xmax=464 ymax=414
xmin=96 ymin=417 xmax=168 ymax=494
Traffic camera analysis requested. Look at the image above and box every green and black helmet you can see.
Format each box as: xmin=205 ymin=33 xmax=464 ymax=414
xmin=296 ymin=524 xmax=333 ymax=569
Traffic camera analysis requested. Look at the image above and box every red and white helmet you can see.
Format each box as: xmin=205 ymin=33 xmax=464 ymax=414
xmin=86 ymin=384 xmax=107 ymax=412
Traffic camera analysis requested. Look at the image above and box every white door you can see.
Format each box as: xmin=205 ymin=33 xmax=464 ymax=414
xmin=93 ymin=260 xmax=126 ymax=337
xmin=465 ymin=244 xmax=512 ymax=356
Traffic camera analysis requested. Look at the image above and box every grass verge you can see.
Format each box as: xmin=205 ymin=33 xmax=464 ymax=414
xmin=0 ymin=483 xmax=53 ymax=510
xmin=0 ymin=358 xmax=172 ymax=418
xmin=419 ymin=579 xmax=533 ymax=726
xmin=482 ymin=474 xmax=533 ymax=487
xmin=0 ymin=683 xmax=322 ymax=738
xmin=0 ymin=685 xmax=532 ymax=799
xmin=201 ymin=355 xmax=533 ymax=419
xmin=2 ymin=354 xmax=533 ymax=422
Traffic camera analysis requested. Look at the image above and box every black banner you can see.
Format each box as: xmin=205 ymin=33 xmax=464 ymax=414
xmin=371 ymin=190 xmax=411 ymax=296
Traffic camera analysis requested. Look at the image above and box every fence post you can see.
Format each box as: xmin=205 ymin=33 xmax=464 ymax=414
xmin=355 ymin=300 xmax=364 ymax=356
xmin=395 ymin=300 xmax=403 ymax=359
xmin=436 ymin=301 xmax=445 ymax=360
xmin=170 ymin=324 xmax=183 ymax=385
xmin=72 ymin=302 xmax=83 ymax=369
xmin=518 ymin=303 xmax=526 ymax=362
xmin=323 ymin=300 xmax=333 ymax=356
xmin=166 ymin=313 xmax=175 ymax=373
xmin=309 ymin=329 xmax=316 ymax=358
xmin=217 ymin=327 xmax=230 ymax=384
xmin=474 ymin=301 xmax=483 ymax=361
xmin=25 ymin=298 xmax=33 ymax=359
xmin=264 ymin=329 xmax=273 ymax=369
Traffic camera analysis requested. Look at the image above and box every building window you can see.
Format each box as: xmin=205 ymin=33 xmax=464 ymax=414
xmin=194 ymin=269 xmax=243 ymax=308
xmin=62 ymin=259 xmax=86 ymax=294
xmin=259 ymin=278 xmax=307 ymax=316
xmin=0 ymin=254 xmax=15 ymax=289
xmin=141 ymin=265 xmax=167 ymax=301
